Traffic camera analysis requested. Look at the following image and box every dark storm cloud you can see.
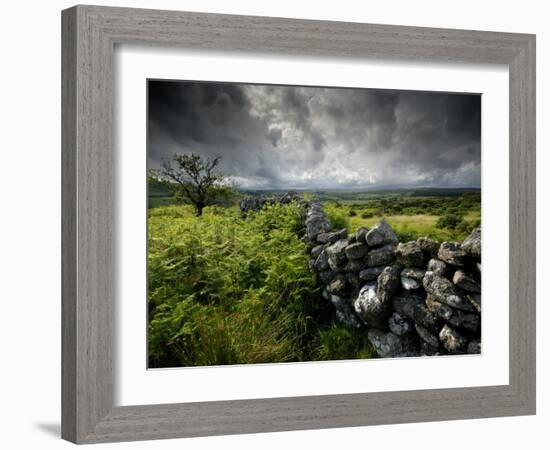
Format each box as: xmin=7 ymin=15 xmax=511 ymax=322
xmin=148 ymin=80 xmax=481 ymax=190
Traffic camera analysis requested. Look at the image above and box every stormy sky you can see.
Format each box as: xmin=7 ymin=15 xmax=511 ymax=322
xmin=148 ymin=80 xmax=481 ymax=191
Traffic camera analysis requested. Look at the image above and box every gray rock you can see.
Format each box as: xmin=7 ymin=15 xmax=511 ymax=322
xmin=326 ymin=239 xmax=349 ymax=271
xmin=310 ymin=244 xmax=324 ymax=260
xmin=401 ymin=267 xmax=426 ymax=280
xmin=313 ymin=250 xmax=330 ymax=272
xmin=468 ymin=340 xmax=481 ymax=354
xmin=427 ymin=258 xmax=449 ymax=277
xmin=415 ymin=324 xmax=440 ymax=348
xmin=465 ymin=292 xmax=482 ymax=313
xmin=461 ymin=227 xmax=481 ymax=259
xmin=426 ymin=295 xmax=479 ymax=332
xmin=417 ymin=236 xmax=441 ymax=256
xmin=346 ymin=272 xmax=362 ymax=288
xmin=401 ymin=276 xmax=420 ymax=290
xmin=366 ymin=244 xmax=396 ymax=267
xmin=354 ymin=282 xmax=389 ymax=326
xmin=305 ymin=214 xmax=332 ymax=241
xmin=367 ymin=329 xmax=406 ymax=358
xmin=343 ymin=258 xmax=367 ymax=272
xmin=423 ymin=271 xmax=474 ymax=311
xmin=420 ymin=341 xmax=440 ymax=356
xmin=453 ymin=270 xmax=481 ymax=293
xmin=359 ymin=266 xmax=385 ymax=281
xmin=365 ymin=220 xmax=399 ymax=247
xmin=376 ymin=265 xmax=402 ymax=304
xmin=355 ymin=226 xmax=369 ymax=243
xmin=438 ymin=242 xmax=467 ymax=267
xmin=395 ymin=241 xmax=426 ymax=267
xmin=345 ymin=242 xmax=369 ymax=260
xmin=317 ymin=228 xmax=348 ymax=245
xmin=393 ymin=292 xmax=425 ymax=317
xmin=439 ymin=324 xmax=467 ymax=354
xmin=318 ymin=270 xmax=336 ymax=284
xmin=329 ymin=275 xmax=349 ymax=297
xmin=389 ymin=312 xmax=415 ymax=336
xmin=330 ymin=294 xmax=362 ymax=329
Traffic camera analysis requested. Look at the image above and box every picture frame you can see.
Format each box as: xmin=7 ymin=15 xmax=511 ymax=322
xmin=61 ymin=4 xmax=536 ymax=444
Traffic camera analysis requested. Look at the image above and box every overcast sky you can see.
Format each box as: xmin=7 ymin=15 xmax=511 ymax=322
xmin=148 ymin=80 xmax=481 ymax=191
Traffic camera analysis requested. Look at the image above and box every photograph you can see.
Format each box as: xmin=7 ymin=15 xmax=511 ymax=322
xmin=146 ymin=79 xmax=482 ymax=368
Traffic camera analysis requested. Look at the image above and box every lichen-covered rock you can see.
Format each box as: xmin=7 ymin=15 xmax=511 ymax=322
xmin=330 ymin=294 xmax=362 ymax=329
xmin=317 ymin=228 xmax=348 ymax=245
xmin=354 ymin=282 xmax=389 ymax=326
xmin=461 ymin=227 xmax=481 ymax=259
xmin=427 ymin=258 xmax=449 ymax=277
xmin=400 ymin=268 xmax=425 ymax=290
xmin=438 ymin=242 xmax=467 ymax=267
xmin=376 ymin=265 xmax=402 ymax=303
xmin=426 ymin=295 xmax=479 ymax=332
xmin=395 ymin=241 xmax=426 ymax=267
xmin=329 ymin=275 xmax=349 ymax=297
xmin=367 ymin=329 xmax=409 ymax=358
xmin=401 ymin=276 xmax=420 ymax=290
xmin=423 ymin=271 xmax=474 ymax=311
xmin=366 ymin=244 xmax=396 ymax=267
xmin=343 ymin=258 xmax=366 ymax=272
xmin=355 ymin=226 xmax=369 ymax=243
xmin=313 ymin=250 xmax=330 ymax=272
xmin=415 ymin=324 xmax=440 ymax=348
xmin=439 ymin=324 xmax=467 ymax=354
xmin=305 ymin=212 xmax=332 ymax=241
xmin=389 ymin=312 xmax=415 ymax=336
xmin=359 ymin=266 xmax=385 ymax=281
xmin=417 ymin=236 xmax=441 ymax=256
xmin=326 ymin=239 xmax=349 ymax=271
xmin=345 ymin=242 xmax=369 ymax=260
xmin=468 ymin=339 xmax=481 ymax=354
xmin=365 ymin=220 xmax=399 ymax=247
xmin=453 ymin=270 xmax=481 ymax=293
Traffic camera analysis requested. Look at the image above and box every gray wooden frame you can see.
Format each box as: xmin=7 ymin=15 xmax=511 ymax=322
xmin=62 ymin=4 xmax=536 ymax=444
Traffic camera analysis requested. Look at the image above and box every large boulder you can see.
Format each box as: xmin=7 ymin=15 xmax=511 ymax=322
xmin=326 ymin=239 xmax=349 ymax=271
xmin=423 ymin=271 xmax=474 ymax=311
xmin=345 ymin=242 xmax=369 ymax=260
xmin=461 ymin=227 xmax=481 ymax=259
xmin=452 ymin=270 xmax=481 ymax=293
xmin=438 ymin=242 xmax=467 ymax=267
xmin=395 ymin=241 xmax=426 ymax=267
xmin=366 ymin=244 xmax=396 ymax=267
xmin=365 ymin=220 xmax=399 ymax=247
xmin=439 ymin=324 xmax=467 ymax=354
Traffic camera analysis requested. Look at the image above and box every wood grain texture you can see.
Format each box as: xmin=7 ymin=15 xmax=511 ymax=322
xmin=61 ymin=4 xmax=536 ymax=444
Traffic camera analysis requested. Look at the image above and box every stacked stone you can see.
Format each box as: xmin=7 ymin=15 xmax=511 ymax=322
xmin=239 ymin=191 xmax=305 ymax=216
xmin=304 ymin=201 xmax=482 ymax=358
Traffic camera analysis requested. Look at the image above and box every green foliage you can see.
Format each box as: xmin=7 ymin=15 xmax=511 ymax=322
xmin=323 ymin=201 xmax=350 ymax=230
xmin=436 ymin=213 xmax=464 ymax=230
xmin=314 ymin=325 xmax=376 ymax=361
xmin=148 ymin=201 xmax=343 ymax=368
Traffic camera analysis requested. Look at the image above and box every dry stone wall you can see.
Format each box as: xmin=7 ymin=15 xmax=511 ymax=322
xmin=304 ymin=199 xmax=482 ymax=358
xmin=240 ymin=193 xmax=482 ymax=358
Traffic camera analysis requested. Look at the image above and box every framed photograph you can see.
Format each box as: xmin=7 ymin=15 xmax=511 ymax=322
xmin=62 ymin=5 xmax=536 ymax=444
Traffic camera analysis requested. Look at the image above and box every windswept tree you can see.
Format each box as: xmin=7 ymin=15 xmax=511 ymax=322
xmin=151 ymin=153 xmax=234 ymax=216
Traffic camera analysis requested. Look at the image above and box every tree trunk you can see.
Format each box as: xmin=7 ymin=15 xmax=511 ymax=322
xmin=195 ymin=202 xmax=204 ymax=216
